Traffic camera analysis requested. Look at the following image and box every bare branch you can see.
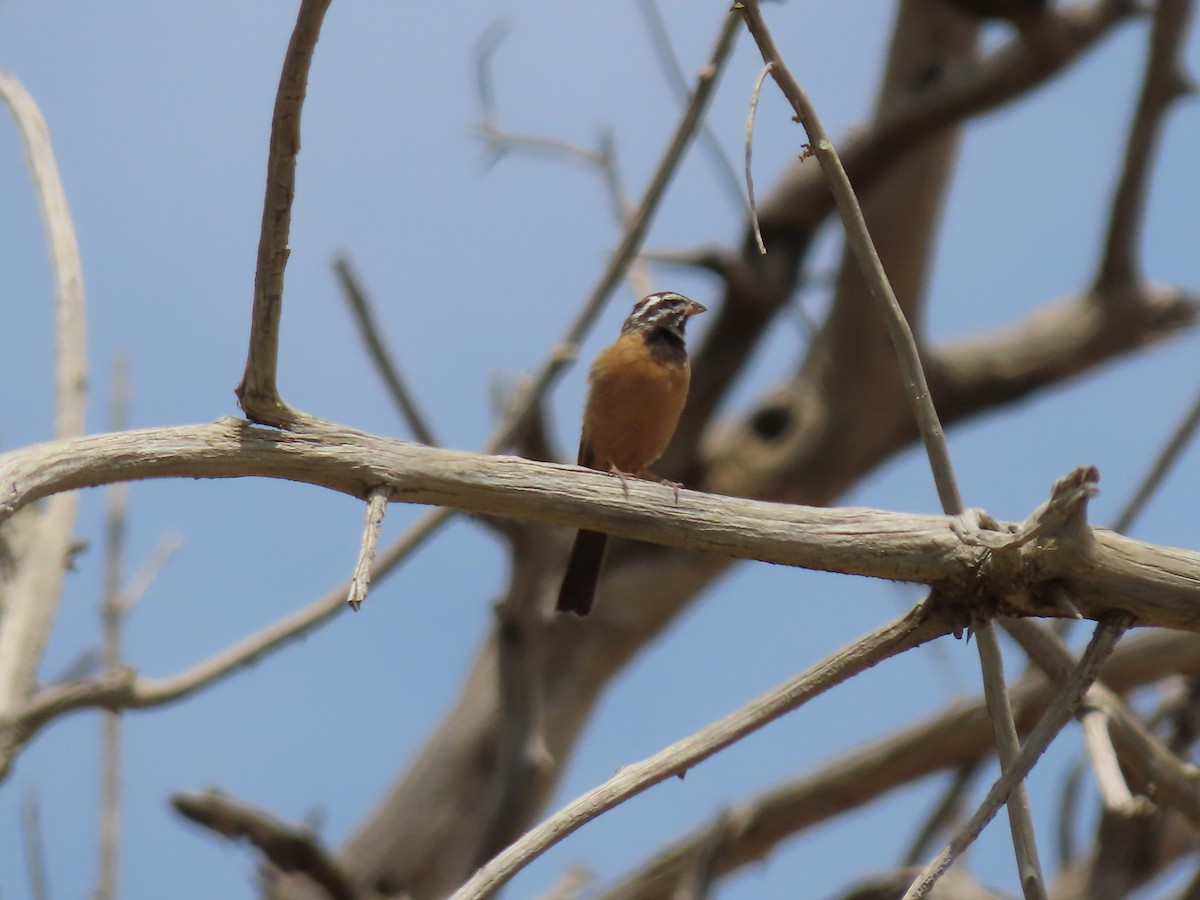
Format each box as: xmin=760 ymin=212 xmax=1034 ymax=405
xmin=674 ymin=0 xmax=1135 ymax=477
xmin=118 ymin=531 xmax=184 ymax=615
xmin=904 ymin=614 xmax=1128 ymax=899
xmin=903 ymin=762 xmax=983 ymax=866
xmin=236 ymin=0 xmax=333 ymax=422
xmin=332 ymin=255 xmax=440 ymax=446
xmin=1112 ymin=379 xmax=1200 ymax=534
xmin=1096 ymin=0 xmax=1197 ymax=289
xmin=601 ymin=630 xmax=1200 ymax=900
xmin=744 ymin=62 xmax=773 ymax=256
xmin=1005 ymin=617 xmax=1200 ymax=828
xmin=974 ymin=622 xmax=1047 ymax=898
xmin=450 ymin=604 xmax=953 ymax=899
xmin=635 ymin=0 xmax=745 ymax=215
xmin=479 ymin=9 xmax=740 ymax=455
xmin=96 ymin=354 xmax=130 ymax=900
xmin=0 ymin=503 xmax=450 ymax=780
xmin=736 ymin=0 xmax=963 ymax=516
xmin=0 ymin=72 xmax=88 ymax=716
xmin=1079 ymin=704 xmax=1143 ymax=815
xmin=346 ymin=486 xmax=391 ymax=611
xmin=2 ymin=426 xmax=1199 ymax=630
xmin=736 ymin=7 xmax=1056 ymax=887
xmin=172 ymin=789 xmax=360 ymax=900
xmin=21 ymin=785 xmax=49 ymax=900
xmin=473 ymin=24 xmax=651 ymax=296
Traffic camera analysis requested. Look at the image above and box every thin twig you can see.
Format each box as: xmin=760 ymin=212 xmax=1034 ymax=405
xmin=236 ymin=0 xmax=333 ymax=421
xmin=1112 ymin=381 xmax=1200 ymax=534
xmin=346 ymin=486 xmax=391 ymax=611
xmin=1006 ymin=616 xmax=1200 ymax=828
xmin=1079 ymin=704 xmax=1140 ymax=814
xmin=736 ymin=4 xmax=1053 ymax=891
xmin=332 ymin=255 xmax=439 ymax=445
xmin=735 ymin=0 xmax=962 ymax=516
xmin=903 ymin=760 xmax=981 ymax=866
xmin=473 ymin=25 xmax=651 ymax=296
xmin=450 ymin=604 xmax=952 ymax=899
xmin=172 ymin=790 xmax=359 ymax=900
xmin=1096 ymin=0 xmax=1197 ymax=289
xmin=974 ymin=622 xmax=1047 ymax=899
xmin=118 ymin=531 xmax=184 ymax=615
xmin=0 ymin=72 xmax=88 ymax=717
xmin=21 ymin=785 xmax=50 ymax=900
xmin=1056 ymin=757 xmax=1085 ymax=868
xmin=635 ymin=0 xmax=746 ymax=215
xmin=95 ymin=354 xmax=130 ymax=900
xmin=0 ymin=506 xmax=452 ymax=781
xmin=744 ymin=62 xmax=773 ymax=256
xmin=481 ymin=9 xmax=739 ymax=436
xmin=903 ymin=614 xmax=1128 ymax=899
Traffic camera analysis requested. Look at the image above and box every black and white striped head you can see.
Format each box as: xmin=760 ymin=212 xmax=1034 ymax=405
xmin=620 ymin=291 xmax=707 ymax=342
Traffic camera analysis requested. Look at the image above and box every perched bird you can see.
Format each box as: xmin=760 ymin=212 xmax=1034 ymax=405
xmin=556 ymin=291 xmax=707 ymax=616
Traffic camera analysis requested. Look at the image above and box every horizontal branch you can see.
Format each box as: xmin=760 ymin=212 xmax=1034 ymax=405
xmin=1 ymin=420 xmax=1198 ymax=628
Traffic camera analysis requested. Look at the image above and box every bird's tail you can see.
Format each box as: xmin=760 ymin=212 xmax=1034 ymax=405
xmin=555 ymin=530 xmax=609 ymax=616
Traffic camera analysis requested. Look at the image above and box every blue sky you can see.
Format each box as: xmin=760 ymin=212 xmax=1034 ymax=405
xmin=2 ymin=2 xmax=1198 ymax=898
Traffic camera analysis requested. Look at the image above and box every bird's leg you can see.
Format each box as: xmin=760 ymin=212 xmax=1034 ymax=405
xmin=607 ymin=464 xmax=632 ymax=497
xmin=637 ymin=467 xmax=682 ymax=503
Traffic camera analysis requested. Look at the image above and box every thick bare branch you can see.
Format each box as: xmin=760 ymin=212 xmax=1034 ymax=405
xmin=2 ymin=425 xmax=1199 ymax=631
xmin=0 ymin=72 xmax=88 ymax=716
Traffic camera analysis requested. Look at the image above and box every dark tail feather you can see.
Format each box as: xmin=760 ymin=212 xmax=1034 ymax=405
xmin=556 ymin=530 xmax=608 ymax=616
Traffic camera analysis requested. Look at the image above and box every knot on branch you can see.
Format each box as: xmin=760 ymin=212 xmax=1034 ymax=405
xmin=951 ymin=466 xmax=1100 ymax=620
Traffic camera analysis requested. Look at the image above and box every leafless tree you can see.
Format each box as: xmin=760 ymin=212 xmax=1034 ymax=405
xmin=2 ymin=1 xmax=1200 ymax=899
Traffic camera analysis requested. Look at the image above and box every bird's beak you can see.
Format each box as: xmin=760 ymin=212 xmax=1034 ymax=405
xmin=684 ymin=300 xmax=707 ymax=317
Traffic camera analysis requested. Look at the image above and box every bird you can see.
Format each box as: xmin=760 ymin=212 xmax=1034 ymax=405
xmin=556 ymin=291 xmax=707 ymax=616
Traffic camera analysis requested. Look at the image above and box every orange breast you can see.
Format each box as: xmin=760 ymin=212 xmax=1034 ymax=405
xmin=581 ymin=333 xmax=691 ymax=473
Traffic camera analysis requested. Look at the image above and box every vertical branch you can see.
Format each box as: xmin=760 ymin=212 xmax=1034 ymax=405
xmin=1095 ymin=0 xmax=1197 ymax=289
xmin=735 ymin=0 xmax=962 ymax=515
xmin=21 ymin=786 xmax=50 ymax=900
xmin=0 ymin=73 xmax=88 ymax=715
xmin=974 ymin=624 xmax=1047 ymax=898
xmin=734 ymin=4 xmax=1056 ymax=893
xmin=904 ymin=615 xmax=1128 ymax=899
xmin=236 ymin=0 xmax=334 ymax=423
xmin=345 ymin=486 xmax=391 ymax=611
xmin=95 ymin=355 xmax=130 ymax=900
